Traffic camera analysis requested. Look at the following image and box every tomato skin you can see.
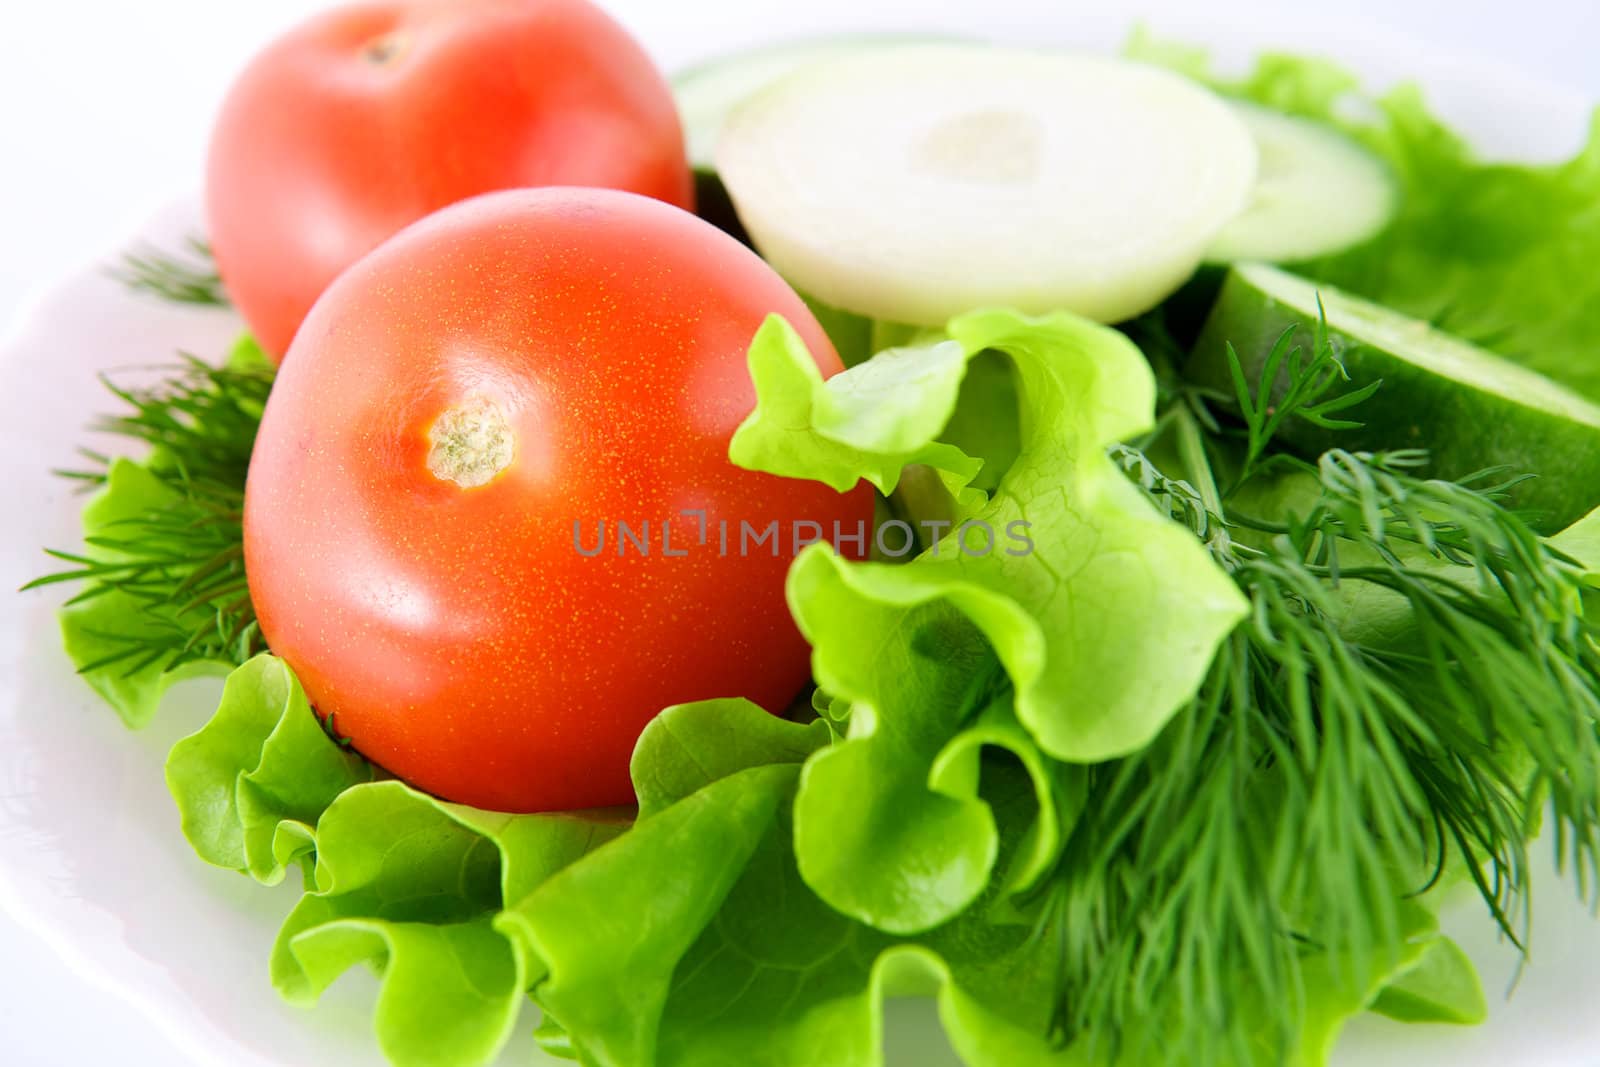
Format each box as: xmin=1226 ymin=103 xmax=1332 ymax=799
xmin=206 ymin=0 xmax=692 ymax=361
xmin=244 ymin=188 xmax=873 ymax=813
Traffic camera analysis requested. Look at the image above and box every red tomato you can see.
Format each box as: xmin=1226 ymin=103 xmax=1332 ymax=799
xmin=244 ymin=188 xmax=874 ymax=813
xmin=206 ymin=0 xmax=692 ymax=361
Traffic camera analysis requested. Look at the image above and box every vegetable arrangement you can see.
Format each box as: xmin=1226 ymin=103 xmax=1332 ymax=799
xmin=25 ymin=6 xmax=1600 ymax=1067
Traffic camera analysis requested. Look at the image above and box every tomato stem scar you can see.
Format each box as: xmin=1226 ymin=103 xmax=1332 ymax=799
xmin=362 ymin=32 xmax=407 ymax=65
xmin=427 ymin=395 xmax=514 ymax=488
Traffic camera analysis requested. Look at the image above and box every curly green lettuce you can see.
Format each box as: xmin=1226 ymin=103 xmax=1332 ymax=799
xmin=167 ymin=662 xmax=1066 ymax=1067
xmin=166 ymin=654 xmax=370 ymax=884
xmin=168 ymin=654 xmax=1481 ymax=1067
xmin=498 ymin=691 xmax=1069 ymax=1067
xmin=733 ymin=306 xmax=1246 ymax=933
xmin=167 ymin=654 xmax=628 ymax=1067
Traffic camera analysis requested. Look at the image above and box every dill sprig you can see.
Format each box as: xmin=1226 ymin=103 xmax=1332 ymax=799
xmin=1037 ymin=318 xmax=1600 ymax=1066
xmin=113 ymin=237 xmax=229 ymax=307
xmin=1214 ymin=312 xmax=1381 ymax=490
xmin=24 ymin=357 xmax=271 ymax=675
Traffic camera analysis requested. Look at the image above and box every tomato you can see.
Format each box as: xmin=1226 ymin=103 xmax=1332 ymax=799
xmin=243 ymin=188 xmax=874 ymax=813
xmin=206 ymin=0 xmax=692 ymax=361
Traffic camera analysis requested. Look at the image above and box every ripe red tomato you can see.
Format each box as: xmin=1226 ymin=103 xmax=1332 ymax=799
xmin=244 ymin=188 xmax=874 ymax=813
xmin=206 ymin=0 xmax=692 ymax=361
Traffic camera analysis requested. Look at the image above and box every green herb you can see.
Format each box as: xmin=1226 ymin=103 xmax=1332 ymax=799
xmin=114 ymin=237 xmax=229 ymax=306
xmin=1213 ymin=313 xmax=1381 ymax=491
xmin=25 ymin=353 xmax=270 ymax=677
xmin=1034 ymin=317 xmax=1600 ymax=1066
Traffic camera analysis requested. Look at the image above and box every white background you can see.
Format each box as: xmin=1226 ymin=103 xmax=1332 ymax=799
xmin=0 ymin=1 xmax=1596 ymax=1063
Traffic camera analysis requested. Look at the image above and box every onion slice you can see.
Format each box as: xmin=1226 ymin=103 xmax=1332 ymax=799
xmin=716 ymin=44 xmax=1258 ymax=325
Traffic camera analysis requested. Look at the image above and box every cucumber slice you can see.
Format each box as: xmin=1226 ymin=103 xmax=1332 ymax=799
xmin=1206 ymin=103 xmax=1396 ymax=263
xmin=1189 ymin=262 xmax=1600 ymax=530
xmin=715 ymin=45 xmax=1258 ymax=327
xmin=673 ymin=36 xmax=953 ymax=173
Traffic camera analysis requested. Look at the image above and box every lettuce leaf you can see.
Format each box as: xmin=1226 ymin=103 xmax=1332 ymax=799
xmin=631 ymin=696 xmax=831 ymax=817
xmin=730 ymin=315 xmax=977 ymax=493
xmin=155 ymin=574 xmax=1479 ymax=1067
xmin=225 ymin=333 xmax=276 ymax=376
xmin=500 ymin=696 xmax=1068 ymax=1067
xmin=166 ymin=659 xmax=1070 ymax=1067
xmin=787 ymin=571 xmax=1082 ymax=934
xmin=165 ymin=654 xmax=370 ymax=884
xmin=508 ymin=694 xmax=1459 ymax=1067
xmin=272 ymin=780 xmax=622 ymax=1067
xmin=1369 ymin=935 xmax=1488 ymax=1026
xmin=734 ymin=306 xmax=1245 ymax=932
xmin=742 ymin=307 xmax=1247 ymax=762
xmin=57 ymin=458 xmax=231 ymax=727
xmin=165 ymin=655 xmax=627 ymax=1067
xmin=1129 ymin=32 xmax=1600 ymax=400
xmin=1287 ymin=903 xmax=1471 ymax=1066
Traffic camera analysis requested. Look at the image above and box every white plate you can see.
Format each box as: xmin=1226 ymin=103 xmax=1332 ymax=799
xmin=2 ymin=5 xmax=1597 ymax=1066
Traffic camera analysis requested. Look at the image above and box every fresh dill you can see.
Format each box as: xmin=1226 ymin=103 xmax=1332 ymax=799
xmin=24 ymin=357 xmax=271 ymax=675
xmin=1031 ymin=316 xmax=1600 ymax=1066
xmin=113 ymin=237 xmax=230 ymax=307
xmin=1211 ymin=313 xmax=1382 ymax=491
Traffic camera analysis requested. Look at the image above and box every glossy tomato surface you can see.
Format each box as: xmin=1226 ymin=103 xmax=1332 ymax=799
xmin=244 ymin=188 xmax=873 ymax=812
xmin=207 ymin=0 xmax=692 ymax=360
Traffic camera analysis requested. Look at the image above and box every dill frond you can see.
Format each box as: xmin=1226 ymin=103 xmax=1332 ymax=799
xmin=1040 ymin=315 xmax=1600 ymax=1066
xmin=25 ymin=357 xmax=271 ymax=675
xmin=113 ymin=237 xmax=229 ymax=307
